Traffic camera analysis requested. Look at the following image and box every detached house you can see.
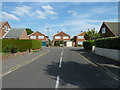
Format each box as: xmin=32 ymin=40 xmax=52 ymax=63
xmin=0 ymin=21 xmax=11 ymax=39
xmin=53 ymin=31 xmax=72 ymax=47
xmin=29 ymin=31 xmax=48 ymax=47
xmin=74 ymin=31 xmax=86 ymax=47
xmin=99 ymin=22 xmax=120 ymax=38
xmin=4 ymin=28 xmax=29 ymax=39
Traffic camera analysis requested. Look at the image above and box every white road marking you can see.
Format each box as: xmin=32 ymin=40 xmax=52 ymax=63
xmin=61 ymin=52 xmax=63 ymax=56
xmin=59 ymin=57 xmax=62 ymax=68
xmin=55 ymin=76 xmax=60 ymax=88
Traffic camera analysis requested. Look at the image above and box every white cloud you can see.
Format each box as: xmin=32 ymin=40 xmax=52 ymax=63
xmin=12 ymin=5 xmax=32 ymax=16
xmin=45 ymin=10 xmax=58 ymax=15
xmin=1 ymin=12 xmax=19 ymax=21
xmin=35 ymin=10 xmax=46 ymax=19
xmin=68 ymin=10 xmax=77 ymax=16
xmin=35 ymin=5 xmax=58 ymax=19
xmin=42 ymin=5 xmax=53 ymax=11
xmin=51 ymin=16 xmax=58 ymax=19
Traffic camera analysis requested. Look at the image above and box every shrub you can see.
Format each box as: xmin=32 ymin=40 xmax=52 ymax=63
xmin=95 ymin=37 xmax=120 ymax=50
xmin=32 ymin=40 xmax=42 ymax=50
xmin=2 ymin=39 xmax=42 ymax=53
xmin=2 ymin=44 xmax=13 ymax=53
xmin=83 ymin=40 xmax=95 ymax=50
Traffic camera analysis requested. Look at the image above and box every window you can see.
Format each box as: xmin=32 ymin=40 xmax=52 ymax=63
xmin=4 ymin=26 xmax=8 ymax=32
xmin=78 ymin=36 xmax=84 ymax=39
xmin=102 ymin=27 xmax=106 ymax=34
xmin=55 ymin=36 xmax=61 ymax=39
xmin=78 ymin=41 xmax=83 ymax=45
xmin=38 ymin=36 xmax=44 ymax=39
xmin=30 ymin=36 xmax=36 ymax=39
xmin=63 ymin=36 xmax=69 ymax=39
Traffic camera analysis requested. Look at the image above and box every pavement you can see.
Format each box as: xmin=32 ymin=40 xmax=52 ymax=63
xmin=2 ymin=47 xmax=119 ymax=88
xmin=1 ymin=47 xmax=50 ymax=75
xmin=77 ymin=48 xmax=120 ymax=82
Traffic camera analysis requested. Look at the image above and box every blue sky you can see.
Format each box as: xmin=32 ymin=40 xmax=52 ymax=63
xmin=1 ymin=2 xmax=118 ymax=40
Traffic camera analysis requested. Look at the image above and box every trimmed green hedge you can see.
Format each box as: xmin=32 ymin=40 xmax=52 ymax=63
xmin=95 ymin=37 xmax=120 ymax=50
xmin=83 ymin=40 xmax=95 ymax=50
xmin=0 ymin=39 xmax=42 ymax=53
xmin=32 ymin=40 xmax=42 ymax=50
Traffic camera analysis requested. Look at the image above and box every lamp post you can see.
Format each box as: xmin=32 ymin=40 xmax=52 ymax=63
xmin=46 ymin=27 xmax=49 ymax=46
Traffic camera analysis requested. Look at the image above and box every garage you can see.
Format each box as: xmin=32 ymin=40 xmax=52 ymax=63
xmin=66 ymin=41 xmax=73 ymax=47
xmin=42 ymin=41 xmax=47 ymax=47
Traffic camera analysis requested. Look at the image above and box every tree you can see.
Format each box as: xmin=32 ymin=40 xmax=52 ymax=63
xmin=26 ymin=28 xmax=33 ymax=35
xmin=84 ymin=28 xmax=101 ymax=40
xmin=70 ymin=36 xmax=76 ymax=42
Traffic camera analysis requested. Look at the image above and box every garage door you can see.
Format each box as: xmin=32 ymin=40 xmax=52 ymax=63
xmin=42 ymin=42 xmax=46 ymax=47
xmin=66 ymin=41 xmax=72 ymax=47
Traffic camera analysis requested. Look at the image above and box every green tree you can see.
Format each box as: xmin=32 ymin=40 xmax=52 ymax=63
xmin=84 ymin=28 xmax=101 ymax=40
xmin=26 ymin=28 xmax=33 ymax=35
xmin=71 ymin=36 xmax=76 ymax=42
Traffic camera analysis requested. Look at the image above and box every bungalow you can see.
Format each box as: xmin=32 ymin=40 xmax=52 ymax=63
xmin=3 ymin=28 xmax=29 ymax=39
xmin=0 ymin=21 xmax=11 ymax=39
xmin=74 ymin=31 xmax=86 ymax=47
xmin=99 ymin=22 xmax=120 ymax=38
xmin=53 ymin=31 xmax=72 ymax=47
xmin=29 ymin=31 xmax=48 ymax=47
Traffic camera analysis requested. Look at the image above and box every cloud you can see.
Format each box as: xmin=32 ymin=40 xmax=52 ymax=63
xmin=1 ymin=12 xmax=19 ymax=21
xmin=35 ymin=5 xmax=58 ymax=19
xmin=68 ymin=10 xmax=77 ymax=16
xmin=45 ymin=10 xmax=58 ymax=15
xmin=35 ymin=10 xmax=46 ymax=19
xmin=12 ymin=5 xmax=32 ymax=16
xmin=42 ymin=5 xmax=53 ymax=11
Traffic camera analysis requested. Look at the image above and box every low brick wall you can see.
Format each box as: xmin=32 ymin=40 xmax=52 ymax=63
xmin=95 ymin=47 xmax=120 ymax=61
xmin=2 ymin=50 xmax=30 ymax=60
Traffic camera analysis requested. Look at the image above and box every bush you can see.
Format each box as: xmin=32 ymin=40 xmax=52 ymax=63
xmin=1 ymin=39 xmax=42 ymax=53
xmin=32 ymin=40 xmax=42 ymax=50
xmin=2 ymin=44 xmax=13 ymax=53
xmin=95 ymin=37 xmax=120 ymax=50
xmin=83 ymin=40 xmax=95 ymax=50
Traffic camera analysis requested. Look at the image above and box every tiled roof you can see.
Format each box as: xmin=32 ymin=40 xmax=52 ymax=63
xmin=29 ymin=31 xmax=46 ymax=36
xmin=54 ymin=31 xmax=70 ymax=36
xmin=104 ymin=22 xmax=120 ymax=36
xmin=77 ymin=32 xmax=86 ymax=36
xmin=0 ymin=21 xmax=7 ymax=28
xmin=4 ymin=28 xmax=25 ymax=39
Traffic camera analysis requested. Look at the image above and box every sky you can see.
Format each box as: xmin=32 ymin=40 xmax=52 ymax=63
xmin=1 ymin=2 xmax=118 ymax=40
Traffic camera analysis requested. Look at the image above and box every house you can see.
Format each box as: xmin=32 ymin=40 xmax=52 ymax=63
xmin=53 ymin=31 xmax=72 ymax=47
xmin=74 ymin=31 xmax=86 ymax=47
xmin=4 ymin=28 xmax=29 ymax=39
xmin=29 ymin=31 xmax=48 ymax=47
xmin=0 ymin=21 xmax=11 ymax=39
xmin=99 ymin=22 xmax=120 ymax=38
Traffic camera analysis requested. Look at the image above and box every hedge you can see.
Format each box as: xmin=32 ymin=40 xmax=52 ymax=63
xmin=32 ymin=40 xmax=42 ymax=50
xmin=95 ymin=37 xmax=120 ymax=50
xmin=0 ymin=39 xmax=42 ymax=53
xmin=83 ymin=40 xmax=95 ymax=50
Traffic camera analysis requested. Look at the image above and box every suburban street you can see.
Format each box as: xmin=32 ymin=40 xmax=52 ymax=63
xmin=2 ymin=47 xmax=118 ymax=88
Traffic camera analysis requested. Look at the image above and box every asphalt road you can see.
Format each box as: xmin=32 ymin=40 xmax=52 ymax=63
xmin=2 ymin=47 xmax=119 ymax=88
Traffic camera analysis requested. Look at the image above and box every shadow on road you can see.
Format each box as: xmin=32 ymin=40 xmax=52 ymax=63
xmin=45 ymin=61 xmax=118 ymax=88
xmin=71 ymin=48 xmax=120 ymax=77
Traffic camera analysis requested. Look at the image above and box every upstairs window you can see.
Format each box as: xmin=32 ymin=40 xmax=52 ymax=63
xmin=55 ymin=36 xmax=61 ymax=39
xmin=63 ymin=36 xmax=69 ymax=39
xmin=38 ymin=36 xmax=44 ymax=39
xmin=78 ymin=36 xmax=84 ymax=39
xmin=30 ymin=36 xmax=36 ymax=39
xmin=4 ymin=26 xmax=8 ymax=32
xmin=102 ymin=27 xmax=106 ymax=34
